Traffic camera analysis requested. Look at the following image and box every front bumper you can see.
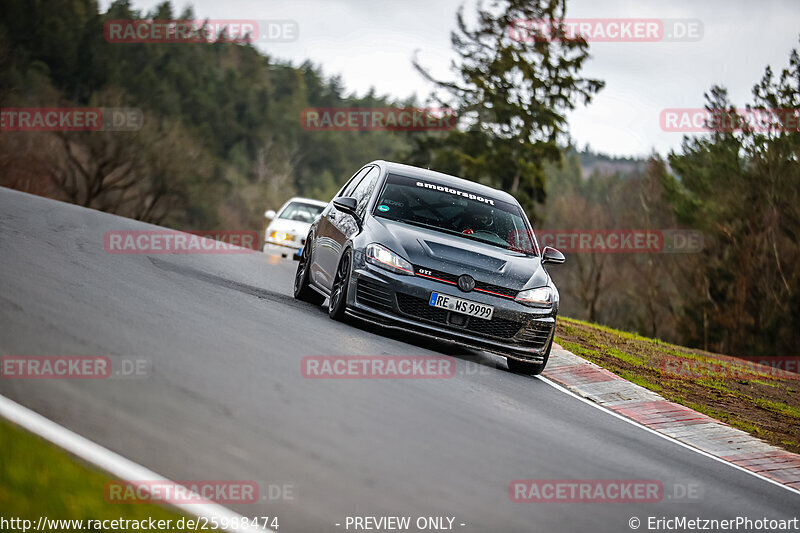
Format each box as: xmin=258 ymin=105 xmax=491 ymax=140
xmin=263 ymin=241 xmax=302 ymax=258
xmin=346 ymin=262 xmax=556 ymax=364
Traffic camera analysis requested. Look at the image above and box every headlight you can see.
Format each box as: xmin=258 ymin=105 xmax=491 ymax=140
xmin=515 ymin=287 xmax=553 ymax=308
xmin=269 ymin=231 xmax=293 ymax=242
xmin=365 ymin=243 xmax=413 ymax=275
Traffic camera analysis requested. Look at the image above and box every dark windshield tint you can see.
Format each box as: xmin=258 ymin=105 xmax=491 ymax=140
xmin=278 ymin=202 xmax=324 ymax=223
xmin=373 ymin=174 xmax=537 ymax=255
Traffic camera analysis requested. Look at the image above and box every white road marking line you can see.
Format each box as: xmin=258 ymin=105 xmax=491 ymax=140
xmin=536 ymin=375 xmax=800 ymax=497
xmin=0 ymin=394 xmax=272 ymax=532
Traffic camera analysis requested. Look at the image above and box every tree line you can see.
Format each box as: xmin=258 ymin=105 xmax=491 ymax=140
xmin=1 ymin=0 xmax=797 ymax=358
xmin=0 ymin=0 xmax=415 ymax=230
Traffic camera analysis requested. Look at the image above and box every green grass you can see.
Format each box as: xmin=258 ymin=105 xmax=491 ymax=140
xmin=0 ymin=418 xmax=191 ymax=531
xmin=555 ymin=316 xmax=800 ymax=454
xmin=616 ymin=369 xmax=663 ymax=392
xmin=557 ymin=338 xmax=645 ymax=369
xmin=695 ymin=378 xmax=734 ymax=394
xmin=751 ymin=398 xmax=800 ymax=419
xmin=753 ymin=379 xmax=782 ymax=389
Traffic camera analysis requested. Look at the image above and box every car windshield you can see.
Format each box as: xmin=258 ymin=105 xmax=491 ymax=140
xmin=278 ymin=202 xmax=324 ymax=223
xmin=373 ymin=174 xmax=537 ymax=255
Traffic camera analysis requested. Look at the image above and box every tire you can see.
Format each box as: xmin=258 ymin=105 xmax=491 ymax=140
xmin=328 ymin=249 xmax=352 ymax=321
xmin=507 ymin=337 xmax=553 ymax=375
xmin=294 ymin=242 xmax=325 ymax=305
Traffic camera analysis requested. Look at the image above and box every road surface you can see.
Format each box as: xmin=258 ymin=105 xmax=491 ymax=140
xmin=1 ymin=187 xmax=797 ymax=532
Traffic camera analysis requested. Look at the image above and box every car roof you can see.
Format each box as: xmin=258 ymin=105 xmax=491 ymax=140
xmin=371 ymin=160 xmax=519 ymax=205
xmin=282 ymin=197 xmax=328 ymax=208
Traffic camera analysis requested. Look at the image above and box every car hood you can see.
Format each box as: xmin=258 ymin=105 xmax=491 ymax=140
xmin=267 ymin=218 xmax=312 ymax=237
xmin=368 ymin=217 xmax=549 ymax=290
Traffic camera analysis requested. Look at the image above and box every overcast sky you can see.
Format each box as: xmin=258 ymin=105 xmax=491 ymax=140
xmin=101 ymin=0 xmax=800 ymax=158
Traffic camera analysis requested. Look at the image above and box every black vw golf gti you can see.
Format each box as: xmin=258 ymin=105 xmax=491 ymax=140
xmin=294 ymin=161 xmax=565 ymax=375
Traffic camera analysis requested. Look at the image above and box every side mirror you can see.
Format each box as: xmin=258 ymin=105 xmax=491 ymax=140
xmin=542 ymin=246 xmax=565 ymax=265
xmin=332 ymin=197 xmax=362 ymax=231
xmin=332 ymin=197 xmax=358 ymax=215
xmin=264 ymin=209 xmax=276 ymax=220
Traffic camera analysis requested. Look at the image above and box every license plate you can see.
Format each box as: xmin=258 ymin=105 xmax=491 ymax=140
xmin=429 ymin=292 xmax=494 ymax=320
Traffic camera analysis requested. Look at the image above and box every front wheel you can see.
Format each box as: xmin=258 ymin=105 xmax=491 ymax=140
xmin=507 ymin=337 xmax=553 ymax=375
xmin=328 ymin=250 xmax=352 ymax=321
xmin=294 ymin=243 xmax=325 ymax=305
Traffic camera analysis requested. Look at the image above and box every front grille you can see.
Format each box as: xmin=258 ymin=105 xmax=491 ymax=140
xmin=356 ymin=279 xmax=394 ymax=313
xmin=474 ymin=281 xmax=518 ymax=298
xmin=413 ymin=265 xmax=518 ymax=298
xmin=396 ymin=293 xmax=522 ymax=340
xmin=414 ymin=268 xmax=459 ymax=284
xmin=468 ymin=316 xmax=522 ymax=339
xmin=396 ymin=292 xmax=449 ymax=322
xmin=515 ymin=321 xmax=553 ymax=348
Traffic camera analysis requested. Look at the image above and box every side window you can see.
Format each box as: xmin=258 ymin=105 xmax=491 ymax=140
xmin=351 ymin=166 xmax=381 ymax=217
xmin=337 ymin=166 xmax=371 ymax=198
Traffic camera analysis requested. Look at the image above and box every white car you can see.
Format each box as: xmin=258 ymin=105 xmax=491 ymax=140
xmin=263 ymin=197 xmax=327 ymax=259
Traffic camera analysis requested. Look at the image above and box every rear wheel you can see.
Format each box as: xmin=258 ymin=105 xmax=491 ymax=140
xmin=507 ymin=337 xmax=553 ymax=375
xmin=328 ymin=250 xmax=352 ymax=321
xmin=294 ymin=242 xmax=325 ymax=305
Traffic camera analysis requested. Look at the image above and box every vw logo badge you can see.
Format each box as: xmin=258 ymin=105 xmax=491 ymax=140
xmin=457 ymin=274 xmax=476 ymax=292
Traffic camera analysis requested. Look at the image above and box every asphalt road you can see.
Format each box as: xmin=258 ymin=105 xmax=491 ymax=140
xmin=1 ymin=187 xmax=798 ymax=532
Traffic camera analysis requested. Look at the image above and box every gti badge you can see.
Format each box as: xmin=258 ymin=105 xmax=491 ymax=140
xmin=457 ymin=274 xmax=476 ymax=292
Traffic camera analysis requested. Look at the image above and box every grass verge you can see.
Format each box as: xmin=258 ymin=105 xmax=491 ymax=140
xmin=0 ymin=417 xmax=190 ymax=531
xmin=555 ymin=317 xmax=800 ymax=454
